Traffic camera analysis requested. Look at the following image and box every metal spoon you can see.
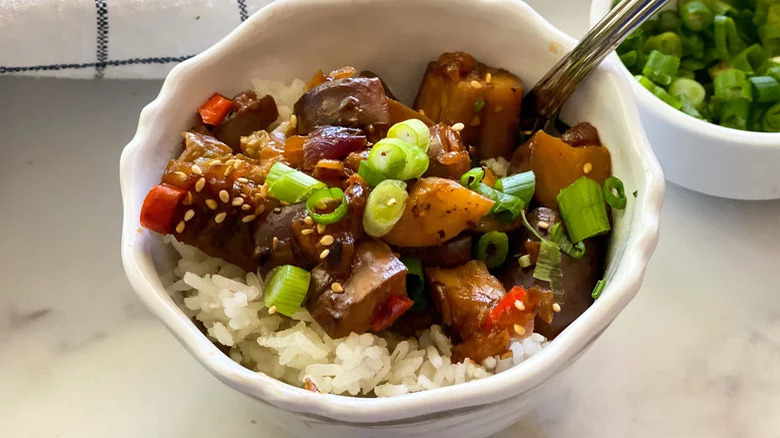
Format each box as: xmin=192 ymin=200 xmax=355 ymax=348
xmin=520 ymin=0 xmax=670 ymax=135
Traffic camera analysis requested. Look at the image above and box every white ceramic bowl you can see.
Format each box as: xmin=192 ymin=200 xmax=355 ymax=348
xmin=590 ymin=0 xmax=780 ymax=200
xmin=120 ymin=0 xmax=664 ymax=436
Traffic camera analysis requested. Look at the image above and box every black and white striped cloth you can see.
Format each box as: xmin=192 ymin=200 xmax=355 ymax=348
xmin=0 ymin=0 xmax=274 ymax=79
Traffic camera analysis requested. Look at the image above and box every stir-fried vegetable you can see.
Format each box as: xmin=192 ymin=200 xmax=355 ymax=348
xmin=549 ymin=222 xmax=586 ymax=259
xmin=494 ymin=171 xmax=535 ymax=205
xmin=603 ymin=176 xmax=628 ymax=210
xmin=306 ymin=187 xmax=348 ymax=224
xmin=264 ymin=265 xmax=312 ymax=316
xmin=363 ymin=179 xmax=408 ymax=238
xmin=533 ymin=239 xmax=563 ymax=299
xmin=266 ymin=162 xmax=327 ymax=203
xmin=140 ymin=184 xmax=187 ymax=234
xmin=198 ymin=93 xmax=233 ymax=125
xmin=387 ymin=119 xmax=431 ymax=151
xmin=591 ymin=279 xmax=608 ymax=300
xmin=556 ymin=176 xmax=611 ymax=243
xmin=475 ymin=231 xmax=509 ymax=269
xmin=366 ymin=138 xmax=429 ymax=181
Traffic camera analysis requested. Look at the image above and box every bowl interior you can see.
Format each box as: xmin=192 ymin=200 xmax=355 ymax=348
xmin=121 ymin=0 xmax=662 ymax=422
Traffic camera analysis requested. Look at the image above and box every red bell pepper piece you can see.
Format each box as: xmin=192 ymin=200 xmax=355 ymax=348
xmin=371 ymin=294 xmax=414 ymax=332
xmin=140 ymin=184 xmax=187 ymax=234
xmin=198 ymin=93 xmax=234 ymax=125
xmin=484 ymin=286 xmax=528 ymax=330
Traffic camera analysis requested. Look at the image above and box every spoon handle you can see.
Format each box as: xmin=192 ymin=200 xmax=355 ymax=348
xmin=523 ymin=0 xmax=669 ymax=131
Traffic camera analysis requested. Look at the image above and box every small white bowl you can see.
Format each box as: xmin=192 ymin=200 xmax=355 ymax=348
xmin=590 ymin=0 xmax=780 ymax=200
xmin=120 ymin=0 xmax=664 ymax=436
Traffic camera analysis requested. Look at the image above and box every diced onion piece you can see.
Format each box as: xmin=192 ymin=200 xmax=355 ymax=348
xmin=556 ymin=176 xmax=611 ymax=243
xmin=603 ymin=176 xmax=627 ymax=210
xmin=475 ymin=231 xmax=509 ymax=269
xmin=494 ymin=171 xmax=535 ymax=205
xmin=305 ymin=187 xmax=348 ymax=224
xmin=263 ymin=265 xmax=311 ymax=316
xmin=533 ymin=239 xmax=563 ymax=300
xmin=387 ymin=119 xmax=431 ymax=151
xmin=363 ymin=179 xmax=408 ymax=237
xmin=266 ymin=162 xmax=326 ymax=203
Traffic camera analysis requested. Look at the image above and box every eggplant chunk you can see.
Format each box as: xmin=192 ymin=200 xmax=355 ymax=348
xmin=213 ymin=91 xmax=278 ymax=151
xmin=306 ymin=240 xmax=408 ymax=339
xmin=359 ymin=70 xmax=398 ymax=100
xmin=396 ymin=233 xmax=472 ymax=268
xmin=253 ymin=203 xmax=312 ymax=274
xmin=294 ymin=77 xmax=390 ymax=134
xmin=424 ymin=123 xmax=472 ymax=180
xmin=561 ymin=122 xmax=602 ymax=147
xmin=414 ymin=51 xmax=523 ymax=160
xmin=498 ymin=207 xmax=604 ymax=339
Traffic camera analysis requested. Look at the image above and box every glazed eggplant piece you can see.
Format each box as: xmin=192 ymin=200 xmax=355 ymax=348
xmin=253 ymin=203 xmax=311 ymax=274
xmin=414 ymin=52 xmax=523 ymax=159
xmin=560 ymin=122 xmax=602 ymax=147
xmin=358 ymin=70 xmax=399 ymax=100
xmin=395 ymin=233 xmax=472 ymax=268
xmin=423 ymin=123 xmax=472 ymax=180
xmin=306 ymin=240 xmax=409 ymax=339
xmin=294 ymin=77 xmax=391 ymax=134
xmin=213 ymin=91 xmax=278 ymax=151
xmin=301 ymin=126 xmax=367 ymax=170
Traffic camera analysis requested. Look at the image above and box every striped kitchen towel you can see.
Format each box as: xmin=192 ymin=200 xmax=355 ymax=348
xmin=0 ymin=0 xmax=274 ymax=79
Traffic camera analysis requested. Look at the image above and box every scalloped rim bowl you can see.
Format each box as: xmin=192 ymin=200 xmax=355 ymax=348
xmin=590 ymin=0 xmax=780 ymax=200
xmin=120 ymin=0 xmax=664 ymax=434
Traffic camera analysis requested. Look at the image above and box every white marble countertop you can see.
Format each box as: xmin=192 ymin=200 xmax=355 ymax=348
xmin=2 ymin=4 xmax=780 ymax=437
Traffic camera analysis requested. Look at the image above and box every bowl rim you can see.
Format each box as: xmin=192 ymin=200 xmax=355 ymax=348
xmin=120 ymin=0 xmax=665 ymax=423
xmin=589 ymin=0 xmax=780 ymax=145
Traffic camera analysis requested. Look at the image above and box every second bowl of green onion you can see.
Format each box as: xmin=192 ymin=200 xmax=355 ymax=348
xmin=591 ymin=0 xmax=780 ymax=200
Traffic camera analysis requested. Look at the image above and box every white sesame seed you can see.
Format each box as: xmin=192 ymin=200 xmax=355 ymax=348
xmin=331 ymin=282 xmax=344 ymax=293
xmin=207 ymin=159 xmax=221 ymax=166
xmin=191 ymin=165 xmax=203 ymax=175
xmin=290 ymin=114 xmax=298 ymax=129
xmin=315 ymin=200 xmax=327 ymax=210
xmin=485 ymin=72 xmax=492 ymax=83
xmin=583 ymin=162 xmax=593 ymax=174
xmin=205 ymin=199 xmax=218 ymax=210
xmin=319 ymin=249 xmax=330 ymax=259
xmin=272 ymin=237 xmax=279 ymax=250
xmin=195 ymin=177 xmax=206 ymax=192
xmin=214 ymin=212 xmax=227 ymax=224
xmin=182 ymin=192 xmax=193 ymax=206
xmin=280 ymin=200 xmax=290 ymax=206
xmin=232 ymin=197 xmax=244 ymax=207
xmin=268 ymin=305 xmax=277 ymax=315
xmin=173 ymin=171 xmax=188 ymax=180
xmin=219 ymin=190 xmax=229 ymax=203
xmin=255 ymin=205 xmax=265 ymax=215
xmin=514 ymin=300 xmax=525 ymax=311
xmin=317 ymin=224 xmax=326 ymax=234
xmin=418 ymin=109 xmax=426 ymax=116
xmin=552 ymin=303 xmax=562 ymax=313
xmin=320 ymin=235 xmax=334 ymax=246
xmin=301 ymin=228 xmax=314 ymax=235
xmin=224 ymin=165 xmax=234 ymax=177
xmin=304 ymin=216 xmax=314 ymax=226
xmin=514 ymin=324 xmax=526 ymax=336
xmin=236 ymin=177 xmax=249 ymax=183
xmin=470 ymin=80 xmax=483 ymax=89
xmin=386 ymin=198 xmax=397 ymax=207
xmin=241 ymin=204 xmax=252 ymax=211
xmin=273 ymin=207 xmax=282 ymax=213
xmin=175 ymin=221 xmax=185 ymax=234
xmin=451 ymin=122 xmax=465 ymax=132
xmin=538 ymin=221 xmax=550 ymax=229
xmin=242 ymin=215 xmax=256 ymax=223
xmin=183 ymin=209 xmax=195 ymax=221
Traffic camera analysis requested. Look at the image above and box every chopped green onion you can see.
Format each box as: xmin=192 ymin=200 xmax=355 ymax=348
xmin=681 ymin=33 xmax=706 ymax=59
xmin=264 ymin=265 xmax=311 ymax=316
xmin=556 ymin=176 xmax=611 ymax=243
xmin=533 ymin=239 xmax=564 ymax=300
xmin=679 ymin=94 xmax=705 ymax=119
xmin=305 ymin=187 xmax=348 ymax=225
xmin=473 ymin=98 xmax=486 ymax=112
xmin=731 ymin=44 xmax=768 ymax=73
xmin=400 ymin=257 xmax=427 ymax=310
xmin=363 ymin=179 xmax=408 ymax=237
xmin=759 ymin=23 xmax=780 ymax=56
xmin=368 ymin=138 xmax=407 ymax=177
xmin=518 ymin=254 xmax=533 ymax=268
xmin=714 ymin=68 xmax=753 ymax=101
xmin=635 ymin=75 xmax=683 ymax=109
xmin=620 ymin=50 xmax=638 ymax=68
xmin=749 ymin=75 xmax=780 ymax=102
xmin=762 ymin=102 xmax=780 ymax=131
xmin=720 ymin=98 xmax=751 ymax=129
xmin=714 ymin=15 xmax=731 ymax=58
xmin=633 ymin=190 xmax=639 ymax=198
xmin=266 ymin=162 xmax=326 ymax=204
xmin=549 ymin=222 xmax=586 ymax=259
xmin=659 ymin=10 xmax=682 ymax=32
xmin=476 ymin=183 xmax=525 ymax=222
xmin=603 ymin=176 xmax=628 ymax=210
xmin=680 ymin=0 xmax=714 ymax=31
xmin=642 ymin=50 xmax=681 ymax=85
xmin=591 ymin=279 xmax=607 ymax=300
xmin=357 ymin=160 xmax=387 ymax=187
xmin=459 ymin=167 xmax=486 ymax=189
xmin=387 ymin=119 xmax=431 ymax=151
xmin=705 ymin=0 xmax=736 ymax=17
xmin=669 ymin=77 xmax=707 ymax=108
xmin=643 ymin=32 xmax=683 ymax=58
xmin=494 ymin=171 xmax=536 ymax=205
xmin=475 ymin=231 xmax=509 ymax=269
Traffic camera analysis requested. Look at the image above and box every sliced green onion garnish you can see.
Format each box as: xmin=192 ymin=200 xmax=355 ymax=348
xmin=387 ymin=119 xmax=431 ymax=151
xmin=603 ymin=176 xmax=627 ymax=210
xmin=549 ymin=222 xmax=586 ymax=259
xmin=714 ymin=68 xmax=752 ymax=101
xmin=494 ymin=171 xmax=535 ymax=205
xmin=731 ymin=44 xmax=768 ymax=74
xmin=394 ymin=140 xmax=430 ymax=180
xmin=720 ymin=98 xmax=751 ymax=130
xmin=641 ymin=49 xmax=680 ymax=85
xmin=680 ymin=0 xmax=713 ymax=32
xmin=533 ymin=239 xmax=563 ymax=300
xmin=591 ymin=279 xmax=607 ymax=300
xmin=749 ymin=75 xmax=780 ymax=102
xmin=401 ymin=257 xmax=427 ymax=310
xmin=368 ymin=138 xmax=407 ymax=177
xmin=363 ymin=179 xmax=408 ymax=237
xmin=669 ymin=78 xmax=707 ymax=108
xmin=556 ymin=176 xmax=611 ymax=243
xmin=305 ymin=187 xmax=348 ymax=225
xmin=358 ymin=160 xmax=387 ymax=187
xmin=459 ymin=167 xmax=486 ymax=189
xmin=473 ymin=98 xmax=486 ymax=112
xmin=643 ymin=31 xmax=683 ymax=58
xmin=633 ymin=190 xmax=639 ymax=198
xmin=263 ymin=265 xmax=311 ymax=316
xmin=518 ymin=254 xmax=533 ymax=268
xmin=763 ymin=102 xmax=780 ymax=131
xmin=475 ymin=231 xmax=509 ymax=269
xmin=635 ymin=75 xmax=683 ymax=109
xmin=476 ymin=183 xmax=524 ymax=222
xmin=266 ymin=162 xmax=326 ymax=204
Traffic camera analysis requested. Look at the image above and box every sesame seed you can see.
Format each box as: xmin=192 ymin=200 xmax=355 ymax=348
xmin=290 ymin=114 xmax=298 ymax=129
xmin=319 ymin=235 xmax=334 ymax=246
xmin=386 ymin=198 xmax=397 ymax=207
xmin=485 ymin=72 xmax=492 ymax=83
xmin=272 ymin=237 xmax=279 ymax=250
xmin=191 ymin=165 xmax=203 ymax=175
xmin=205 ymin=199 xmax=218 ymax=210
xmin=268 ymin=305 xmax=277 ymax=315
xmin=301 ymin=228 xmax=314 ymax=235
xmin=219 ymin=190 xmax=229 ymax=203
xmin=259 ymin=184 xmax=269 ymax=197
xmin=471 ymin=116 xmax=481 ymax=127
xmin=241 ymin=204 xmax=252 ymax=211
xmin=182 ymin=192 xmax=193 ymax=206
xmin=451 ymin=122 xmax=465 ymax=132
xmin=242 ymin=214 xmax=256 ymax=223
xmin=317 ymin=223 xmax=326 ymax=234
xmin=195 ymin=177 xmax=206 ymax=192
xmin=255 ymin=205 xmax=266 ymax=215
xmin=513 ymin=324 xmax=526 ymax=336
xmin=214 ymin=212 xmax=227 ymax=223
xmin=208 ymin=159 xmax=221 ymax=166
xmin=280 ymin=200 xmax=290 ymax=206
xmin=331 ymin=282 xmax=344 ymax=293
xmin=418 ymin=109 xmax=426 ymax=116
xmin=273 ymin=207 xmax=282 ymax=213
xmin=175 ymin=221 xmax=186 ymax=233
xmin=583 ymin=162 xmax=593 ymax=174
xmin=538 ymin=221 xmax=550 ymax=229
xmin=237 ymin=177 xmax=249 ymax=183
xmin=470 ymin=80 xmax=483 ymax=88
xmin=173 ymin=171 xmax=188 ymax=180
xmin=315 ymin=200 xmax=327 ymax=210
xmin=224 ymin=165 xmax=234 ymax=177
xmin=514 ymin=300 xmax=525 ymax=311
xmin=319 ymin=249 xmax=330 ymax=259
xmin=183 ymin=209 xmax=195 ymax=221
xmin=553 ymin=303 xmax=562 ymax=313
xmin=232 ymin=197 xmax=245 ymax=207
xmin=304 ymin=216 xmax=314 ymax=226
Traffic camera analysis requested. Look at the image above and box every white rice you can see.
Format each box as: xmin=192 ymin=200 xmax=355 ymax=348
xmin=480 ymin=156 xmax=511 ymax=177
xmin=165 ymin=77 xmax=546 ymax=397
